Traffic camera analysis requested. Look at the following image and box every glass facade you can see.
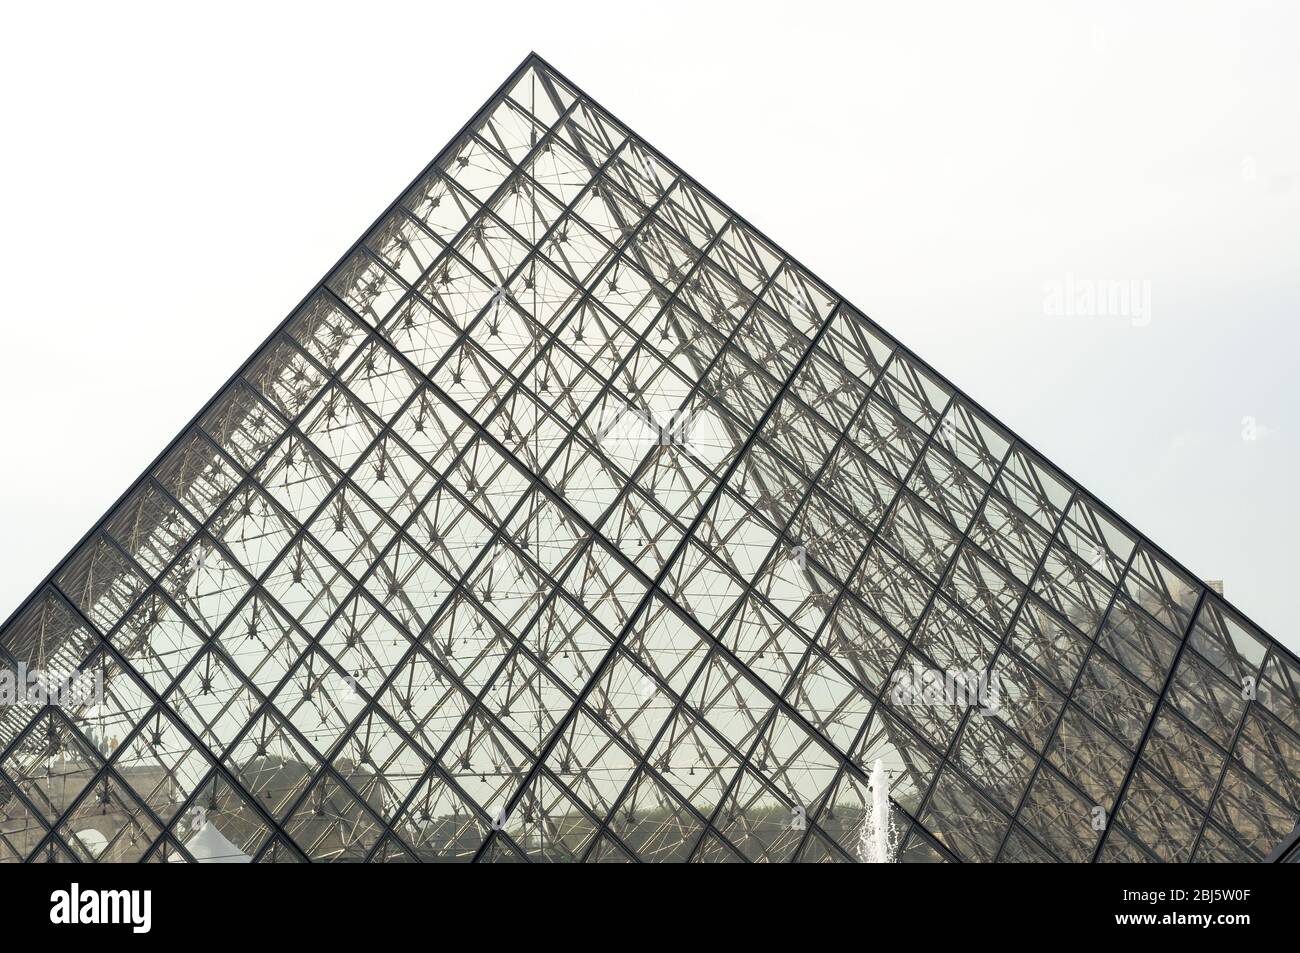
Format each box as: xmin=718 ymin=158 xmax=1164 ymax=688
xmin=0 ymin=54 xmax=1297 ymax=863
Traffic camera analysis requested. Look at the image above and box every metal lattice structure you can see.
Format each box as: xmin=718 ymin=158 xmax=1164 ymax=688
xmin=2 ymin=54 xmax=1297 ymax=863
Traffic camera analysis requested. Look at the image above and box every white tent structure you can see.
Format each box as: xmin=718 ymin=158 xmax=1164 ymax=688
xmin=181 ymin=823 xmax=250 ymax=864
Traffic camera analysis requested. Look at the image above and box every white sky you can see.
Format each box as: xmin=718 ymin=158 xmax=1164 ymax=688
xmin=0 ymin=0 xmax=1296 ymax=650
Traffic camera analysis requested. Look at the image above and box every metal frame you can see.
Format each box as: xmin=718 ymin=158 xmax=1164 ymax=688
xmin=1 ymin=53 xmax=1297 ymax=863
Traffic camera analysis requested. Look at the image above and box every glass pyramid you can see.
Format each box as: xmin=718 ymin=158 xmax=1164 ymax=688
xmin=2 ymin=54 xmax=1297 ymax=864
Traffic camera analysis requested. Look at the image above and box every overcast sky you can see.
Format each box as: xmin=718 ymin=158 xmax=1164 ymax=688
xmin=0 ymin=0 xmax=1295 ymax=650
